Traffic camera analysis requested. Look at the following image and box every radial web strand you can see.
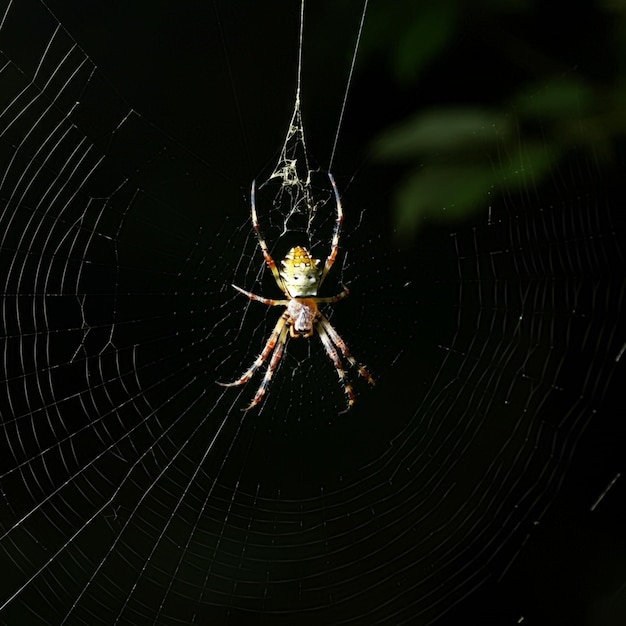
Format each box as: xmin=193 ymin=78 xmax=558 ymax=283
xmin=0 ymin=2 xmax=624 ymax=625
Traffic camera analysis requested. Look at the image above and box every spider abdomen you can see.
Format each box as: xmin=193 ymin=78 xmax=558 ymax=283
xmin=287 ymin=298 xmax=319 ymax=337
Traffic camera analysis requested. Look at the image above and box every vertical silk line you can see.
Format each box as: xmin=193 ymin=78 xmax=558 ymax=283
xmin=328 ymin=0 xmax=369 ymax=173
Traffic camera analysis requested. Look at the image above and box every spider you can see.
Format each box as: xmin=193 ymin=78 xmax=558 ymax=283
xmin=218 ymin=172 xmax=374 ymax=412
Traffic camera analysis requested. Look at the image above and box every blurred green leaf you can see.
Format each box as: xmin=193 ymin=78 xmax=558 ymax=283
xmin=358 ymin=1 xmax=458 ymax=83
xmin=392 ymin=4 xmax=457 ymax=84
xmin=366 ymin=0 xmax=626 ymax=240
xmin=375 ymin=108 xmax=511 ymax=160
xmin=513 ymin=78 xmax=594 ymax=119
xmin=494 ymin=139 xmax=556 ymax=190
xmin=393 ymin=139 xmax=556 ymax=241
xmin=394 ymin=164 xmax=499 ymax=240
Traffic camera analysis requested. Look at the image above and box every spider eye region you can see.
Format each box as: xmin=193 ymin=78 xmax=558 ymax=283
xmin=280 ymin=246 xmax=321 ymax=297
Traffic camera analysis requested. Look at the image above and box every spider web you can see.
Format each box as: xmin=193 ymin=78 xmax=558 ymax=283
xmin=1 ymin=1 xmax=624 ymax=625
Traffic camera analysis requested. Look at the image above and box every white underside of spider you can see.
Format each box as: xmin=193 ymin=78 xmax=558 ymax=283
xmin=218 ymin=172 xmax=374 ymax=412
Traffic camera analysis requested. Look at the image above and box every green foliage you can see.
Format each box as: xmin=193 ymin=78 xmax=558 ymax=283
xmin=391 ymin=4 xmax=457 ymax=85
xmin=389 ymin=139 xmax=554 ymax=239
xmin=376 ymin=108 xmax=511 ymax=158
xmin=393 ymin=165 xmax=499 ymax=240
xmin=359 ymin=0 xmax=458 ymax=84
xmin=513 ymin=78 xmax=594 ymax=119
xmin=370 ymin=0 xmax=626 ymax=241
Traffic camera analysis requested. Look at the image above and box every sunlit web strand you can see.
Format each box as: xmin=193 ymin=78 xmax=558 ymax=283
xmin=0 ymin=2 xmax=623 ymax=626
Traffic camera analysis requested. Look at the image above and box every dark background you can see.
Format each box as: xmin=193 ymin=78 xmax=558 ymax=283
xmin=1 ymin=0 xmax=625 ymax=624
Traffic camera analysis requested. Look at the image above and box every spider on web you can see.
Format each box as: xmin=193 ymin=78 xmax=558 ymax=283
xmin=218 ymin=172 xmax=374 ymax=412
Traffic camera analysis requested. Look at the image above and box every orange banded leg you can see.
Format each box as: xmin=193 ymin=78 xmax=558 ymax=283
xmin=218 ymin=314 xmax=288 ymax=387
xmin=232 ymin=284 xmax=289 ymax=306
xmin=318 ymin=314 xmax=375 ymax=385
xmin=316 ymin=321 xmax=355 ymax=412
xmin=244 ymin=322 xmax=290 ymax=410
xmin=320 ymin=172 xmax=344 ymax=286
xmin=313 ymin=286 xmax=350 ymax=304
xmin=251 ymin=180 xmax=285 ymax=292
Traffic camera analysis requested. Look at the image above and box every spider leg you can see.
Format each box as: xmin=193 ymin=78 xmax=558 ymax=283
xmin=243 ymin=321 xmax=290 ymax=410
xmin=232 ymin=284 xmax=289 ymax=306
xmin=316 ymin=320 xmax=356 ymax=412
xmin=251 ymin=180 xmax=287 ymax=293
xmin=218 ymin=314 xmax=288 ymax=387
xmin=319 ymin=172 xmax=344 ymax=287
xmin=318 ymin=313 xmax=375 ymax=385
xmin=313 ymin=286 xmax=350 ymax=304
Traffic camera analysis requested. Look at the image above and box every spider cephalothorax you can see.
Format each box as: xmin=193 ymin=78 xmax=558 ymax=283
xmin=218 ymin=173 xmax=374 ymax=411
